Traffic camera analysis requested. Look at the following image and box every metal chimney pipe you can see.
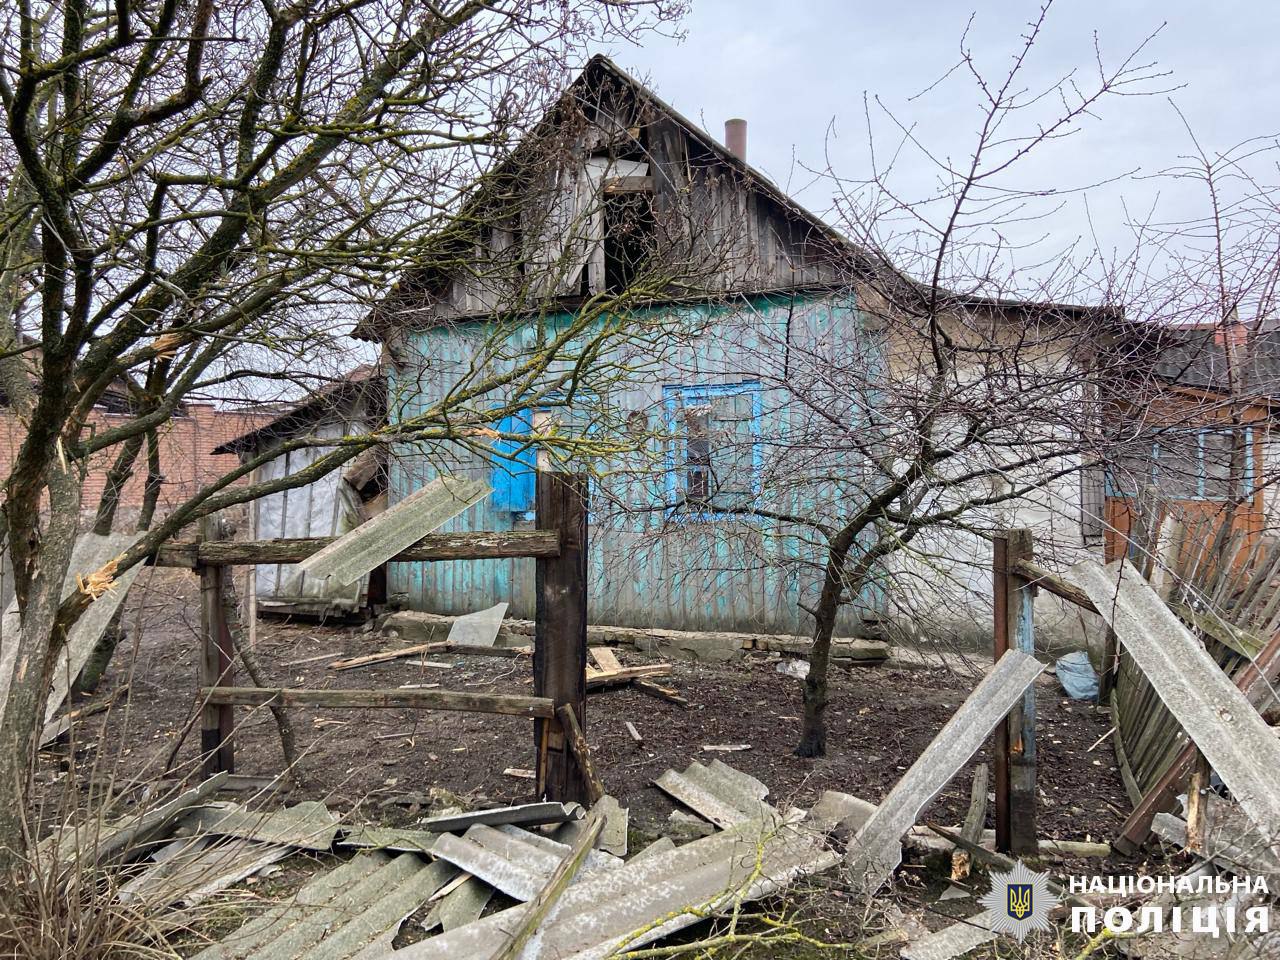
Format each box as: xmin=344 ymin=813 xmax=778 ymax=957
xmin=724 ymin=118 xmax=747 ymax=161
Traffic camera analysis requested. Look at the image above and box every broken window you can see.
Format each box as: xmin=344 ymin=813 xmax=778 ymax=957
xmin=603 ymin=188 xmax=655 ymax=294
xmin=664 ymin=382 xmax=761 ymax=518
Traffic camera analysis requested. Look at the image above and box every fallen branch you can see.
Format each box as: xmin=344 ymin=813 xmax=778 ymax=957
xmin=221 ymin=574 xmax=300 ymax=782
xmin=556 ymin=705 xmax=605 ymax=804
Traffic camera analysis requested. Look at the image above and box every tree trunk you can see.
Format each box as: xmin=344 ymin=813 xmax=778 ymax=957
xmin=0 ymin=468 xmax=81 ymax=872
xmin=797 ymin=539 xmax=854 ymax=758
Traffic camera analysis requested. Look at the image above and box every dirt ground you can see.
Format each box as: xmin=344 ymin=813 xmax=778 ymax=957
xmin=38 ymin=567 xmax=1132 ymax=854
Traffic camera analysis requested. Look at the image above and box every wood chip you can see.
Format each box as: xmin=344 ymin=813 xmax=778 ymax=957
xmin=701 ymin=744 xmax=751 ymax=753
xmin=504 ymin=768 xmax=536 ymax=780
xmin=625 ymin=721 xmax=643 ymax=744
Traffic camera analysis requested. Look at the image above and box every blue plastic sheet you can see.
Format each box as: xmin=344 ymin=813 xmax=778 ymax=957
xmin=1055 ymin=651 xmax=1100 ymax=701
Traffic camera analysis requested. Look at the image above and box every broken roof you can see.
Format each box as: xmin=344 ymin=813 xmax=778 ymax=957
xmin=354 ymin=56 xmax=896 ymax=341
xmin=356 ymin=55 xmax=1104 ymax=341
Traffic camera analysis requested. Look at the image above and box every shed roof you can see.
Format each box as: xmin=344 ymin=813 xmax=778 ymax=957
xmin=212 ymin=365 xmax=384 ymax=455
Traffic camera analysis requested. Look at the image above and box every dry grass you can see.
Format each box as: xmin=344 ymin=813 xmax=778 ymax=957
xmin=0 ymin=853 xmax=183 ymax=960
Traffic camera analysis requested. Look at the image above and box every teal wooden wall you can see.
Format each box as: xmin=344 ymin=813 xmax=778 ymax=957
xmin=386 ymin=293 xmax=884 ymax=635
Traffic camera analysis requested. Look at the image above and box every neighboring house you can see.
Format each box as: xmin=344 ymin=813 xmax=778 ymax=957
xmin=1097 ymin=321 xmax=1280 ymax=567
xmin=353 ymin=56 xmax=1103 ymax=641
xmin=214 ymin=366 xmax=386 ymax=617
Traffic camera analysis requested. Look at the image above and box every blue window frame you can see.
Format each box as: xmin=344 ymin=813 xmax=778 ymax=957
xmin=490 ymin=410 xmax=536 ymax=518
xmin=1105 ymin=426 xmax=1254 ymax=501
xmin=662 ymin=381 xmax=762 ymax=521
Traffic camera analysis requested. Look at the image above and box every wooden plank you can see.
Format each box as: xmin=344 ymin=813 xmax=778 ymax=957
xmin=490 ymin=811 xmax=606 ymax=960
xmin=329 ymin=641 xmax=533 ymax=671
xmin=298 ymin=476 xmax=491 ymax=586
xmin=632 ymin=679 xmax=688 ymax=706
xmin=535 ymin=473 xmax=590 ymax=805
xmin=584 ymin=664 xmax=672 ymax=689
xmin=155 ymin=530 xmax=560 ymax=568
xmin=1070 ymin=557 xmax=1280 ymax=855
xmin=329 ymin=642 xmax=446 ymax=671
xmin=950 ymin=763 xmax=988 ymax=882
xmin=1011 ymin=559 xmax=1097 ymax=613
xmin=844 ymin=650 xmax=1045 ymax=893
xmin=589 ymin=647 xmax=623 ymax=672
xmin=200 ymin=686 xmax=556 ymax=718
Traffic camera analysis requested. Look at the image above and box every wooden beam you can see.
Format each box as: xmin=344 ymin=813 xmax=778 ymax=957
xmin=584 ymin=665 xmax=672 ymax=690
xmin=490 ymin=810 xmax=606 ymax=960
xmin=153 ymin=530 xmax=560 ymax=568
xmin=199 ymin=518 xmax=235 ymax=776
xmin=534 ymin=472 xmax=590 ymax=805
xmin=951 ymin=762 xmax=989 ymax=881
xmin=200 ymin=687 xmax=556 ymax=717
xmin=993 ymin=529 xmax=1037 ymax=856
xmin=1011 ymin=559 xmax=1097 ymax=614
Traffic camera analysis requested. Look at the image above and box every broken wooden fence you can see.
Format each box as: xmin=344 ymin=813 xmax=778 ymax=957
xmin=1003 ymin=519 xmax=1280 ymax=856
xmin=1105 ymin=528 xmax=1280 ymax=853
xmin=151 ymin=471 xmax=594 ymax=805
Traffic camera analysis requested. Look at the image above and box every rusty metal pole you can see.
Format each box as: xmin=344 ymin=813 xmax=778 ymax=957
xmin=992 ymin=533 xmax=1012 ymax=853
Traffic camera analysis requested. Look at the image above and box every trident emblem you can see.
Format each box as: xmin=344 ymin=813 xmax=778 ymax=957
xmin=1007 ymin=883 xmax=1033 ymax=920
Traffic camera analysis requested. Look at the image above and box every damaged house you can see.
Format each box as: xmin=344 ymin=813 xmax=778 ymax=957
xmin=346 ymin=56 xmax=1140 ymax=644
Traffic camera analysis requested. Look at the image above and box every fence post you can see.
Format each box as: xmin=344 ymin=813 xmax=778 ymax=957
xmin=534 ymin=471 xmax=589 ymax=804
xmin=993 ymin=528 xmax=1036 ymax=855
xmin=199 ymin=516 xmax=235 ymax=776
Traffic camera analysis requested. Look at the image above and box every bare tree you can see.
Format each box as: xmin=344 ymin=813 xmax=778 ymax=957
xmin=697 ymin=5 xmax=1173 ymax=757
xmin=0 ymin=0 xmax=695 ymax=869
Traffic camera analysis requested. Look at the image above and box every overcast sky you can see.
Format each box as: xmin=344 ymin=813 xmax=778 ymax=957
xmin=606 ymin=1 xmax=1280 ymax=299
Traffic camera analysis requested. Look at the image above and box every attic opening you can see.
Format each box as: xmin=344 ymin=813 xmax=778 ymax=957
xmin=603 ymin=188 xmax=655 ymax=294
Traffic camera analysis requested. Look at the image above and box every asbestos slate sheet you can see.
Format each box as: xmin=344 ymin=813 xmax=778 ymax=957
xmin=1069 ymin=557 xmax=1280 ymax=855
xmin=0 ymin=531 xmax=146 ymax=724
xmin=379 ymin=813 xmax=836 ymax=960
xmin=297 ymin=476 xmax=489 ymax=586
xmin=843 ymin=649 xmax=1044 ymax=893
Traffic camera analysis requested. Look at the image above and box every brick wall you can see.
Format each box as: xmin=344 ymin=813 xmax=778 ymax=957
xmin=0 ymin=403 xmax=278 ymax=521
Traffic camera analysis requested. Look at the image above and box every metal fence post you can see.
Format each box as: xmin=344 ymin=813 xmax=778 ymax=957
xmin=994 ymin=528 xmax=1037 ymax=854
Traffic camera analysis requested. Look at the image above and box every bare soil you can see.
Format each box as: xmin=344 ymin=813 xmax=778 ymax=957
xmin=39 ymin=567 xmax=1132 ymax=853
